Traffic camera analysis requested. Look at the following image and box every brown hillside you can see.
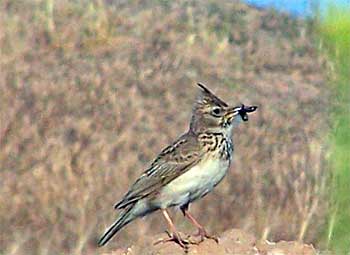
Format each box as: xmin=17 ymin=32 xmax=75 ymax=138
xmin=0 ymin=0 xmax=328 ymax=254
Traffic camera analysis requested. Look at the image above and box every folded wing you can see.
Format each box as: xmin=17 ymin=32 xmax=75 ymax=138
xmin=114 ymin=133 xmax=201 ymax=209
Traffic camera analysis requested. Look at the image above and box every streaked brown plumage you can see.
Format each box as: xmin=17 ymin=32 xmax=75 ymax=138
xmin=98 ymin=83 xmax=257 ymax=248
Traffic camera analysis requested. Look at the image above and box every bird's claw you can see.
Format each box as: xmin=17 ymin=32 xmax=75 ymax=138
xmin=153 ymin=229 xmax=218 ymax=250
xmin=154 ymin=231 xmax=190 ymax=250
xmin=189 ymin=228 xmax=219 ymax=244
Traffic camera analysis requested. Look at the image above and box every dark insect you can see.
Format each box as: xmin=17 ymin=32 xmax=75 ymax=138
xmin=238 ymin=104 xmax=258 ymax=122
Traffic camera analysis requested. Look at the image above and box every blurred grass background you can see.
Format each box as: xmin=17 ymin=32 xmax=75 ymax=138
xmin=0 ymin=0 xmax=344 ymax=254
xmin=318 ymin=5 xmax=350 ymax=254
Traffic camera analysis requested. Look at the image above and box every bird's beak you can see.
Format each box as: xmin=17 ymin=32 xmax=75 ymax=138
xmin=225 ymin=107 xmax=239 ymax=120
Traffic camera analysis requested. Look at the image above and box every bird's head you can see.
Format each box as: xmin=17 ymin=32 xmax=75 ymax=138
xmin=190 ymin=83 xmax=258 ymax=135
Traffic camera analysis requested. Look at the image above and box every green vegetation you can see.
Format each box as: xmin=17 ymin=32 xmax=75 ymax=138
xmin=318 ymin=6 xmax=350 ymax=254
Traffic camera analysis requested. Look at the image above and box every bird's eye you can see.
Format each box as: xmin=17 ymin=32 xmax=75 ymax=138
xmin=211 ymin=107 xmax=222 ymax=117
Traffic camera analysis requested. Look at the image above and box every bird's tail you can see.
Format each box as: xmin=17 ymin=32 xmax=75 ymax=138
xmin=98 ymin=206 xmax=134 ymax=246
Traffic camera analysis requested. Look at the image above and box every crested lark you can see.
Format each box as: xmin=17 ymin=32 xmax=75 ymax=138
xmin=98 ymin=83 xmax=257 ymax=248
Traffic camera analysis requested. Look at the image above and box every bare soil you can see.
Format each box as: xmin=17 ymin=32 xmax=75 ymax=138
xmin=103 ymin=229 xmax=316 ymax=255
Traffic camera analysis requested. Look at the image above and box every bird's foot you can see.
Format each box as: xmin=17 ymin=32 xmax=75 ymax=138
xmin=154 ymin=230 xmax=190 ymax=250
xmin=189 ymin=228 xmax=219 ymax=244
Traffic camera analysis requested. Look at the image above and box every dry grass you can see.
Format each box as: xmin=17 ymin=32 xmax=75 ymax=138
xmin=0 ymin=0 xmax=329 ymax=254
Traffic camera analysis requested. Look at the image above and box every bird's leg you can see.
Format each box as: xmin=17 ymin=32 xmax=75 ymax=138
xmin=181 ymin=206 xmax=219 ymax=244
xmin=154 ymin=209 xmax=190 ymax=249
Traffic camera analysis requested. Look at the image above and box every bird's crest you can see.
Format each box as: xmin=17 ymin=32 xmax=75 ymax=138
xmin=194 ymin=83 xmax=228 ymax=111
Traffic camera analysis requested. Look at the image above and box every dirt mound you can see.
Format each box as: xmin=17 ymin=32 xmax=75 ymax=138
xmin=103 ymin=229 xmax=316 ymax=255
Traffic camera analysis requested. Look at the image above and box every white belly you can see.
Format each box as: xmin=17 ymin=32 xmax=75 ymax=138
xmin=157 ymin=157 xmax=230 ymax=208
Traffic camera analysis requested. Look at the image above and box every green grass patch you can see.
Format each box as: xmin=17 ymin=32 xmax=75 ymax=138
xmin=318 ymin=6 xmax=350 ymax=254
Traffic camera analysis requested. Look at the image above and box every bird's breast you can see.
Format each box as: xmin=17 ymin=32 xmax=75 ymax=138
xmin=157 ymin=156 xmax=230 ymax=208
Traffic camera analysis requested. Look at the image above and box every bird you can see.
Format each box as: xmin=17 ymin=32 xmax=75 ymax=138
xmin=98 ymin=83 xmax=257 ymax=248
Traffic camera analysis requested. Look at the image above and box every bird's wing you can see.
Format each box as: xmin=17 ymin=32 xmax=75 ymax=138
xmin=114 ymin=132 xmax=202 ymax=209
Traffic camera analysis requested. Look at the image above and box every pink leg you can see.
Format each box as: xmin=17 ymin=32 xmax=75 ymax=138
xmin=182 ymin=208 xmax=219 ymax=244
xmin=154 ymin=209 xmax=190 ymax=249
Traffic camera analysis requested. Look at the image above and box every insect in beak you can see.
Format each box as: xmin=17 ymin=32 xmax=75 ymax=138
xmin=238 ymin=104 xmax=258 ymax=121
